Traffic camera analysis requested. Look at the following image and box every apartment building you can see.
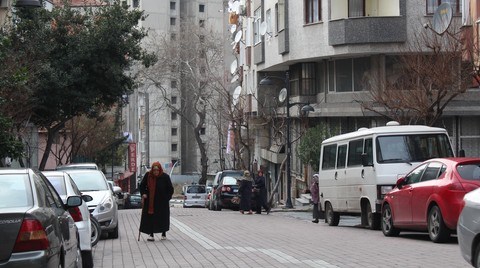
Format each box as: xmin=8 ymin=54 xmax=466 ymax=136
xmin=231 ymin=0 xmax=480 ymax=203
xmin=122 ymin=0 xmax=226 ymax=184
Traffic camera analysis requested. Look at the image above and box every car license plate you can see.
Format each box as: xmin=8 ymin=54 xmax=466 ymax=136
xmin=233 ymin=189 xmax=238 ymax=193
xmin=192 ymin=196 xmax=200 ymax=199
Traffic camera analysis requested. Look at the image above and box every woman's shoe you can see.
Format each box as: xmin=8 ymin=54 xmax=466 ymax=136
xmin=240 ymin=210 xmax=244 ymax=214
xmin=247 ymin=210 xmax=253 ymax=214
xmin=147 ymin=235 xmax=155 ymax=241
xmin=312 ymin=219 xmax=319 ymax=223
xmin=161 ymin=236 xmax=167 ymax=240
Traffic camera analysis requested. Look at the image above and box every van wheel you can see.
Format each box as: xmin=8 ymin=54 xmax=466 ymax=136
xmin=366 ymin=204 xmax=381 ymax=230
xmin=325 ymin=202 xmax=339 ymax=226
xmin=215 ymin=199 xmax=222 ymax=211
xmin=381 ymin=204 xmax=400 ymax=236
xmin=81 ymin=250 xmax=93 ymax=268
xmin=428 ymin=205 xmax=450 ymax=243
xmin=109 ymin=225 xmax=119 ymax=239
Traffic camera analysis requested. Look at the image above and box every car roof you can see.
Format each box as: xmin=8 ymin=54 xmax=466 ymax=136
xmin=0 ymin=168 xmax=30 ymax=175
xmin=56 ymin=163 xmax=99 ymax=170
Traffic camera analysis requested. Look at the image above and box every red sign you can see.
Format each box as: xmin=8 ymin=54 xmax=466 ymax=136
xmin=128 ymin=143 xmax=136 ymax=172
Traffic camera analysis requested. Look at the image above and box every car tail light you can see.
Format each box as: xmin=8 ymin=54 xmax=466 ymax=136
xmin=184 ymin=195 xmax=187 ymax=200
xmin=222 ymin=186 xmax=231 ymax=192
xmin=69 ymin=207 xmax=83 ymax=222
xmin=12 ymin=219 xmax=49 ymax=252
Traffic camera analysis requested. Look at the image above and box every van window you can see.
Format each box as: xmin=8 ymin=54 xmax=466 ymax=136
xmin=322 ymin=144 xmax=337 ymax=170
xmin=364 ymin=138 xmax=373 ymax=165
xmin=347 ymin=139 xmax=363 ymax=167
xmin=376 ymin=134 xmax=453 ymax=164
xmin=337 ymin=145 xmax=347 ymax=168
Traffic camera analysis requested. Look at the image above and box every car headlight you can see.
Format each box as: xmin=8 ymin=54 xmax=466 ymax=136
xmin=380 ymin=186 xmax=393 ymax=195
xmin=98 ymin=196 xmax=113 ymax=213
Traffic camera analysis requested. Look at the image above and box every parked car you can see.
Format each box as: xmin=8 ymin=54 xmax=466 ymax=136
xmin=124 ymin=193 xmax=142 ymax=209
xmin=381 ymin=158 xmax=480 ymax=243
xmin=183 ymin=184 xmax=208 ymax=208
xmin=43 ymin=171 xmax=95 ymax=268
xmin=458 ymin=187 xmax=480 ymax=267
xmin=210 ymin=170 xmax=246 ymax=211
xmin=0 ymin=168 xmax=83 ymax=267
xmin=56 ymin=162 xmax=99 ymax=170
xmin=64 ymin=169 xmax=119 ymax=239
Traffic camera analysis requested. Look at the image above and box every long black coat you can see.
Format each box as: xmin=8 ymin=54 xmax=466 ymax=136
xmin=139 ymin=172 xmax=174 ymax=234
xmin=238 ymin=179 xmax=252 ymax=211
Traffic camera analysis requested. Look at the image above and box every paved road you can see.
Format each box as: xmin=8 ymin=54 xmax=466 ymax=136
xmin=92 ymin=206 xmax=470 ymax=268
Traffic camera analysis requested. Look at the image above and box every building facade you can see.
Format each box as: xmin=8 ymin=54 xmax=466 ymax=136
xmin=230 ymin=0 xmax=480 ymax=205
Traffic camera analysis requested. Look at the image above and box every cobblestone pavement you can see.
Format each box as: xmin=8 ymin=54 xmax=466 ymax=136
xmin=92 ymin=205 xmax=470 ymax=268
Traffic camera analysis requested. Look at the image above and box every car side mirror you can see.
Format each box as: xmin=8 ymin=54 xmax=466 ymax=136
xmin=82 ymin=194 xmax=93 ymax=202
xmin=396 ymin=177 xmax=406 ymax=189
xmin=66 ymin=196 xmax=82 ymax=207
xmin=113 ymin=186 xmax=122 ymax=194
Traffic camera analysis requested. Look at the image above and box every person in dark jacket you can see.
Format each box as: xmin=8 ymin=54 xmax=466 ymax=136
xmin=253 ymin=170 xmax=270 ymax=214
xmin=310 ymin=174 xmax=320 ymax=223
xmin=139 ymin=161 xmax=174 ymax=241
xmin=238 ymin=170 xmax=253 ymax=214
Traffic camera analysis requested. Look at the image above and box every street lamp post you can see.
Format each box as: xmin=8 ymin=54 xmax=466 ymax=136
xmin=259 ymin=71 xmax=314 ymax=208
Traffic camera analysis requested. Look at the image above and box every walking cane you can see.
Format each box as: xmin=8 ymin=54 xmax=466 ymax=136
xmin=137 ymin=195 xmax=145 ymax=241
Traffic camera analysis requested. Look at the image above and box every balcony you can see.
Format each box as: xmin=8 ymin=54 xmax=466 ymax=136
xmin=328 ymin=15 xmax=406 ymax=46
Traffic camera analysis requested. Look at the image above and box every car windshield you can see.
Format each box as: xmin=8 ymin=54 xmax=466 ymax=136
xmin=67 ymin=171 xmax=109 ymax=191
xmin=0 ymin=174 xmax=32 ymax=208
xmin=45 ymin=176 xmax=67 ymax=195
xmin=457 ymin=163 xmax=480 ymax=180
xmin=376 ymin=134 xmax=453 ymax=164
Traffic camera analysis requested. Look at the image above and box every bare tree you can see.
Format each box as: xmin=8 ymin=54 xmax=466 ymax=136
xmin=361 ymin=21 xmax=474 ymax=126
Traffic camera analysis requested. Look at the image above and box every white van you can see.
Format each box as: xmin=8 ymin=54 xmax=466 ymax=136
xmin=318 ymin=122 xmax=454 ymax=229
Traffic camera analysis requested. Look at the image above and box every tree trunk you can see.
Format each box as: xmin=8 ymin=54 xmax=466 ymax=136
xmin=39 ymin=122 xmax=65 ymax=171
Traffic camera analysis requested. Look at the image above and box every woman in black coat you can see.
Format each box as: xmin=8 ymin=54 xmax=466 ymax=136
xmin=238 ymin=170 xmax=253 ymax=214
xmin=139 ymin=161 xmax=174 ymax=241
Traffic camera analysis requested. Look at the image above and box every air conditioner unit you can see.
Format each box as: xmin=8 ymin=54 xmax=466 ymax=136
xmin=0 ymin=0 xmax=8 ymax=8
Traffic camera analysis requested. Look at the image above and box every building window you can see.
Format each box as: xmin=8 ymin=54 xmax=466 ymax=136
xmin=171 ymin=128 xmax=177 ymax=136
xmin=171 ymin=112 xmax=177 ymax=120
xmin=133 ymin=0 xmax=139 ymax=8
xmin=199 ymin=35 xmax=205 ymax=43
xmin=199 ymin=4 xmax=205 ymax=12
xmin=277 ymin=0 xmax=286 ymax=32
xmin=328 ymin=57 xmax=371 ymax=92
xmin=199 ymin=20 xmax=205 ymax=27
xmin=170 ymin=32 xmax=176 ymax=41
xmin=200 ymin=127 xmax=206 ymax=135
xmin=305 ymin=0 xmax=321 ymax=24
xmin=171 ymin=96 xmax=177 ymax=104
xmin=426 ymin=0 xmax=461 ymax=15
xmin=171 ymin=143 xmax=178 ymax=152
xmin=253 ymin=7 xmax=261 ymax=44
xmin=170 ymin=17 xmax=176 ymax=26
xmin=348 ymin=0 xmax=364 ymax=17
xmin=170 ymin=1 xmax=175 ymax=10
xmin=290 ymin=63 xmax=318 ymax=96
xmin=171 ymin=80 xmax=177 ymax=88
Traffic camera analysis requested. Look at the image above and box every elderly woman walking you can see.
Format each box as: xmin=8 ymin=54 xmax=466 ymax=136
xmin=238 ymin=170 xmax=253 ymax=214
xmin=139 ymin=161 xmax=174 ymax=241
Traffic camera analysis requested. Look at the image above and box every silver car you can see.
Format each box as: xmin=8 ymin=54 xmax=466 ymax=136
xmin=43 ymin=171 xmax=95 ymax=268
xmin=65 ymin=170 xmax=119 ymax=239
xmin=458 ymin=187 xmax=480 ymax=268
xmin=183 ymin=184 xmax=208 ymax=208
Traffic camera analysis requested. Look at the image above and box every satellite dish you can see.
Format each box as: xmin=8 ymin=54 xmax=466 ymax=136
xmin=230 ymin=59 xmax=238 ymax=74
xmin=432 ymin=2 xmax=452 ymax=35
xmin=234 ymin=30 xmax=242 ymax=44
xmin=233 ymin=86 xmax=242 ymax=105
xmin=230 ymin=24 xmax=237 ymax=34
xmin=260 ymin=21 xmax=267 ymax=36
xmin=278 ymin=88 xmax=287 ymax=103
xmin=231 ymin=74 xmax=239 ymax=83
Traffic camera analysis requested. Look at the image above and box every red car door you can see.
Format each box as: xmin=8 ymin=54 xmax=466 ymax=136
xmin=393 ymin=164 xmax=427 ymax=225
xmin=410 ymin=162 xmax=445 ymax=226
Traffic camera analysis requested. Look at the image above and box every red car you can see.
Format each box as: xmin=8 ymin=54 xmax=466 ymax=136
xmin=381 ymin=158 xmax=480 ymax=243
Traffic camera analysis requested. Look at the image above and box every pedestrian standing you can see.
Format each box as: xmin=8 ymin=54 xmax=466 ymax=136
xmin=253 ymin=170 xmax=270 ymax=214
xmin=238 ymin=170 xmax=253 ymax=214
xmin=310 ymin=174 xmax=320 ymax=223
xmin=139 ymin=161 xmax=174 ymax=241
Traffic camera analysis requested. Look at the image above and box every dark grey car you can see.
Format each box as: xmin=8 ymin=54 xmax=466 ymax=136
xmin=0 ymin=168 xmax=83 ymax=268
